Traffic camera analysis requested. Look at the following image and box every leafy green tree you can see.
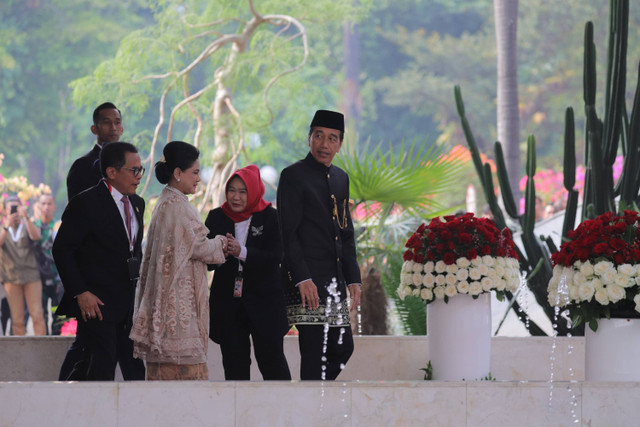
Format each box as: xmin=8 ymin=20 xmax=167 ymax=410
xmin=372 ymin=2 xmax=640 ymax=172
xmin=355 ymin=0 xmax=489 ymax=146
xmin=0 ymin=0 xmax=153 ymax=200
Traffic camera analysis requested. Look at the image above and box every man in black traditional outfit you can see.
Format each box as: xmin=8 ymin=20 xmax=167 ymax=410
xmin=277 ymin=109 xmax=362 ymax=380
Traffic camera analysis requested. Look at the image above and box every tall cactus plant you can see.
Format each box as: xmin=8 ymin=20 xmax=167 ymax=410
xmin=454 ymin=0 xmax=640 ymax=336
xmin=455 ymin=87 xmax=562 ymax=336
xmin=562 ymin=108 xmax=580 ymax=239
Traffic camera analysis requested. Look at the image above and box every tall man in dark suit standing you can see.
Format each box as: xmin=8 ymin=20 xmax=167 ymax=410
xmin=277 ymin=109 xmax=362 ymax=380
xmin=54 ymin=142 xmax=145 ymax=380
xmin=66 ymin=102 xmax=123 ymax=201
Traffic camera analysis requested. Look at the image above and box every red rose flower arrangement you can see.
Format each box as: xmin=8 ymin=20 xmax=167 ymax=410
xmin=398 ymin=213 xmax=520 ymax=304
xmin=402 ymin=213 xmax=518 ymax=264
xmin=551 ymin=211 xmax=640 ymax=267
xmin=548 ymin=210 xmax=640 ymax=331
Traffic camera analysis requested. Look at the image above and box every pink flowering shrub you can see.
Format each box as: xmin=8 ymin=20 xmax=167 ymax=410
xmin=518 ymin=155 xmax=624 ymax=214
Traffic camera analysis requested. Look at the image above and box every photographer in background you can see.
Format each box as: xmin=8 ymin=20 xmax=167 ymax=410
xmin=0 ymin=196 xmax=46 ymax=335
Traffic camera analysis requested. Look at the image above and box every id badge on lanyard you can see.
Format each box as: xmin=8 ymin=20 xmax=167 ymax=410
xmin=233 ymin=263 xmax=243 ymax=298
xmin=232 ymin=218 xmax=250 ymax=298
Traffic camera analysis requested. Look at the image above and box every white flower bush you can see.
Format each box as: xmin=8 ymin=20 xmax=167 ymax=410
xmin=397 ymin=256 xmax=520 ymax=303
xmin=547 ymin=260 xmax=640 ymax=313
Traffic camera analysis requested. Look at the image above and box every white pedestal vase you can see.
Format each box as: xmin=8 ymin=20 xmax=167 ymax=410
xmin=585 ymin=317 xmax=640 ymax=381
xmin=427 ymin=292 xmax=491 ymax=380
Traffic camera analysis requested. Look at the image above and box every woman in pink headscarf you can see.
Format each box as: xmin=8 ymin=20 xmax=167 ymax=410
xmin=205 ymin=165 xmax=291 ymax=380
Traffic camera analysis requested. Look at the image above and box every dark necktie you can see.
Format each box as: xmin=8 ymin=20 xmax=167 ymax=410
xmin=121 ymin=196 xmax=133 ymax=245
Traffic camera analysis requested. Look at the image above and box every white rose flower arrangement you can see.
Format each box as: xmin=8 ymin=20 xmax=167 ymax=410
xmin=547 ymin=211 xmax=640 ymax=331
xmin=397 ymin=213 xmax=521 ymax=304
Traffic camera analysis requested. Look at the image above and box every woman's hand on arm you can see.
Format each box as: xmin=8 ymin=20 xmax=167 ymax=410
xmin=218 ymin=235 xmax=229 ymax=256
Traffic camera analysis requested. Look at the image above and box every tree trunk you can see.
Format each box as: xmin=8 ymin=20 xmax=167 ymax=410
xmin=353 ymin=266 xmax=388 ymax=335
xmin=494 ymin=0 xmax=520 ymax=201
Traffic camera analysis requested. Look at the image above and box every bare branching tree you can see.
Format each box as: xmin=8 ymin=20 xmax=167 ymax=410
xmin=131 ymin=1 xmax=308 ymax=211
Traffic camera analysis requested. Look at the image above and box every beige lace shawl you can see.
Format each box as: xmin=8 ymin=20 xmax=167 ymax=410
xmin=130 ymin=186 xmax=225 ymax=364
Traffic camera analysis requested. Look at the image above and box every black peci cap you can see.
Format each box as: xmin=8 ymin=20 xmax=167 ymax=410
xmin=309 ymin=110 xmax=344 ymax=132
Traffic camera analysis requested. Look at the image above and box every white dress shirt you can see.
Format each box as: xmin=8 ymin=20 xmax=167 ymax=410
xmin=234 ymin=217 xmax=251 ymax=262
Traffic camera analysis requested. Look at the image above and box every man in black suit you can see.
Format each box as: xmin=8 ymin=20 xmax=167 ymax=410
xmin=66 ymin=102 xmax=123 ymax=201
xmin=54 ymin=142 xmax=145 ymax=381
xmin=60 ymin=103 xmax=144 ymax=381
xmin=277 ymin=109 xmax=362 ymax=380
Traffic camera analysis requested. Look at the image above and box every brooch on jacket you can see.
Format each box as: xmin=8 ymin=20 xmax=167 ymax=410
xmin=251 ymin=225 xmax=263 ymax=236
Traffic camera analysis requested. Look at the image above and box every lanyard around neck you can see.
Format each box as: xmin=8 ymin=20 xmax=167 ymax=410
xmin=8 ymin=222 xmax=24 ymax=242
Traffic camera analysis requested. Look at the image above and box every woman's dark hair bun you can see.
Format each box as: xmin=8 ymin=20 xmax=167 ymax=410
xmin=154 ymin=140 xmax=200 ymax=185
xmin=154 ymin=160 xmax=171 ymax=184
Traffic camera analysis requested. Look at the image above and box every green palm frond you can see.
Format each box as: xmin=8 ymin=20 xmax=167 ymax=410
xmin=339 ymin=138 xmax=467 ymax=263
xmin=336 ymin=139 xmax=466 ymax=216
xmin=356 ymin=211 xmax=424 ymax=250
